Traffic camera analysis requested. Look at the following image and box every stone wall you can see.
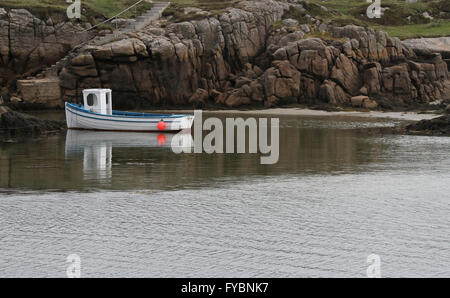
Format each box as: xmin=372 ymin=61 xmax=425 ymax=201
xmin=17 ymin=79 xmax=62 ymax=108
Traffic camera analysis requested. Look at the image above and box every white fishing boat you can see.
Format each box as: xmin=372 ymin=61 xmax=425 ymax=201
xmin=65 ymin=89 xmax=194 ymax=132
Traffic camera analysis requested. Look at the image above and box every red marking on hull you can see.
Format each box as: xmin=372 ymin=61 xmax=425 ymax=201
xmin=157 ymin=121 xmax=167 ymax=131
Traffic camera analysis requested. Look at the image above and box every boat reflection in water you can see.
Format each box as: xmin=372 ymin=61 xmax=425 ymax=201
xmin=65 ymin=130 xmax=193 ymax=181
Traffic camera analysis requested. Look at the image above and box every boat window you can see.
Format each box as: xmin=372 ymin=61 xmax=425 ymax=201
xmin=106 ymin=92 xmax=110 ymax=105
xmin=87 ymin=93 xmax=97 ymax=106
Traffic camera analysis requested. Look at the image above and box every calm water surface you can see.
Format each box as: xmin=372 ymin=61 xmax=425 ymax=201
xmin=0 ymin=112 xmax=449 ymax=277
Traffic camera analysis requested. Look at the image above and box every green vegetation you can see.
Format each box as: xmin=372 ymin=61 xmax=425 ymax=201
xmin=305 ymin=0 xmax=450 ymax=39
xmin=0 ymin=0 xmax=448 ymax=39
xmin=161 ymin=0 xmax=238 ymax=23
xmin=0 ymin=0 xmax=153 ymax=21
xmin=165 ymin=0 xmax=237 ymax=11
xmin=373 ymin=21 xmax=450 ymax=39
xmin=164 ymin=0 xmax=450 ymax=39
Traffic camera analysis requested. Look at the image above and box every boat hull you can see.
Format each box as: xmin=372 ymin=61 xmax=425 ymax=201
xmin=65 ymin=103 xmax=194 ymax=132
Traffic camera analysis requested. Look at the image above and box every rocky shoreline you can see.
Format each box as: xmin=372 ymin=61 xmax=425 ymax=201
xmin=0 ymin=0 xmax=449 ymax=138
xmin=0 ymin=106 xmax=65 ymax=140
xmin=8 ymin=0 xmax=448 ymax=112
xmin=403 ymin=114 xmax=450 ymax=136
xmin=0 ymin=0 xmax=448 ymax=111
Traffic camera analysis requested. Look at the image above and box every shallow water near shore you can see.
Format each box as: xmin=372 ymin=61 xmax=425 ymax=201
xmin=0 ymin=112 xmax=449 ymax=277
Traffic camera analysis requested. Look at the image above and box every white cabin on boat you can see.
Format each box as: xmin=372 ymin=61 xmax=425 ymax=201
xmin=83 ymin=89 xmax=112 ymax=115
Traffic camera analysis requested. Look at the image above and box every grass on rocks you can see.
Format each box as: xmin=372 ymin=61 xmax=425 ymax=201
xmin=165 ymin=0 xmax=450 ymax=39
xmin=0 ymin=0 xmax=448 ymax=39
xmin=306 ymin=0 xmax=450 ymax=39
xmin=161 ymin=0 xmax=238 ymax=23
xmin=0 ymin=0 xmax=154 ymax=20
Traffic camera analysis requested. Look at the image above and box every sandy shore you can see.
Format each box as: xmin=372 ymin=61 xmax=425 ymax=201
xmin=149 ymin=108 xmax=440 ymax=121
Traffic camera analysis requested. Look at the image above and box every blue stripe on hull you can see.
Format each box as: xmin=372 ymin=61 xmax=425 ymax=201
xmin=66 ymin=106 xmax=178 ymax=123
xmin=66 ymin=103 xmax=191 ymax=119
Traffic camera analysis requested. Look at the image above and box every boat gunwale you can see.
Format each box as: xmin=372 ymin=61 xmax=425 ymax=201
xmin=66 ymin=103 xmax=193 ymax=119
xmin=66 ymin=105 xmax=177 ymax=123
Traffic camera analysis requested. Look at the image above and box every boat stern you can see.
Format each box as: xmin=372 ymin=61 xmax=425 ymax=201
xmin=65 ymin=102 xmax=74 ymax=129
